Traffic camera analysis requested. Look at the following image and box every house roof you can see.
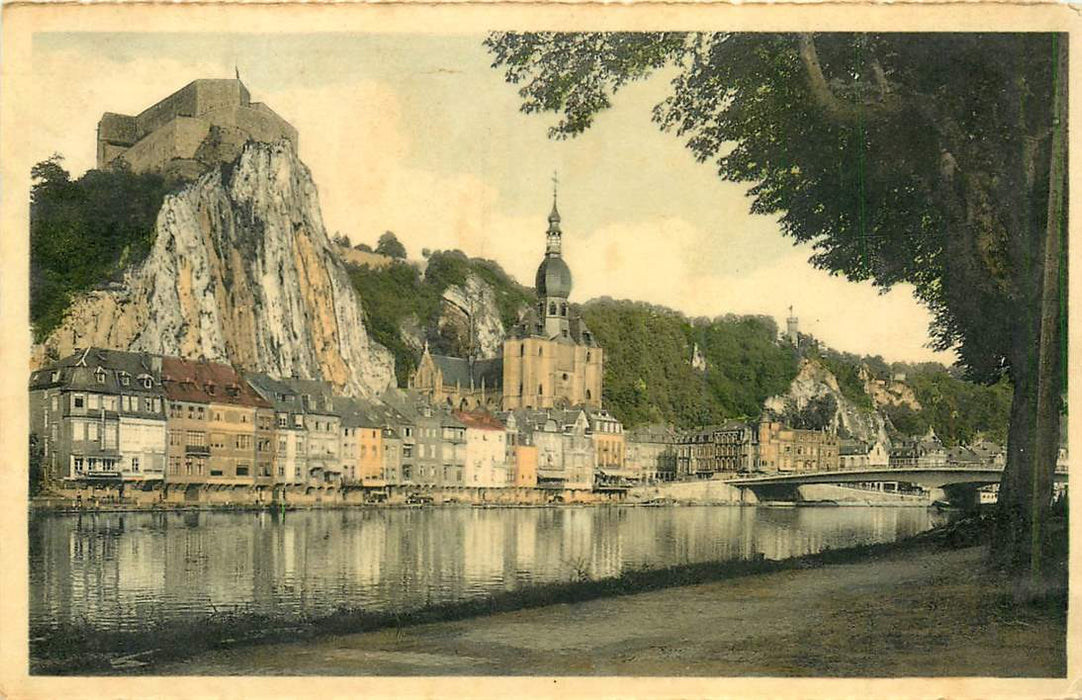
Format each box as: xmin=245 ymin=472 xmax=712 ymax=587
xmin=161 ymin=356 xmax=270 ymax=408
xmin=454 ymin=410 xmax=507 ymax=431
xmin=30 ymin=347 xmax=164 ymax=395
xmin=430 ymin=355 xmax=504 ymax=390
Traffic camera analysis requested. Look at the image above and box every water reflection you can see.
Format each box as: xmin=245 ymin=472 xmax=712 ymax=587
xmin=30 ymin=505 xmax=945 ymax=633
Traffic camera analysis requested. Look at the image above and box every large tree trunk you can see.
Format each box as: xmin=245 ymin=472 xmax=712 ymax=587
xmin=992 ymin=34 xmax=1068 ymax=581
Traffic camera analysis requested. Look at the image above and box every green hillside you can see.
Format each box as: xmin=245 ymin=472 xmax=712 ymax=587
xmin=30 ymin=157 xmax=168 ymax=341
xmin=579 ymin=299 xmax=799 ymax=429
xmin=345 ymin=249 xmax=534 ymax=385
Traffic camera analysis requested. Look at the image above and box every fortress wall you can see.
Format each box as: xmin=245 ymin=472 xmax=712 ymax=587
xmin=207 ymin=105 xmax=299 ymax=148
xmin=135 ymin=82 xmax=201 ymax=139
xmin=118 ymin=117 xmax=211 ymax=174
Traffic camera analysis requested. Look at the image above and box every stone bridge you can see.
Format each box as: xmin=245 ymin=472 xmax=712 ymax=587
xmin=725 ymin=467 xmax=1068 ymax=508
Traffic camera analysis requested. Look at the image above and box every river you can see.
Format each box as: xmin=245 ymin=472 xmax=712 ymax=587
xmin=29 ymin=505 xmax=947 ymax=634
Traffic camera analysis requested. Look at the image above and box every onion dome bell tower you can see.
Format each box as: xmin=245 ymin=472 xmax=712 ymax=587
xmin=535 ymin=176 xmax=573 ymax=339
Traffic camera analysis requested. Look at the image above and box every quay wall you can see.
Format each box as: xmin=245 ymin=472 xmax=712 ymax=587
xmin=36 ymin=482 xmax=624 ymax=510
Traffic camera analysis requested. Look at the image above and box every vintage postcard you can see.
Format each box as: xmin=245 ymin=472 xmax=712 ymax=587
xmin=0 ymin=1 xmax=1078 ymax=698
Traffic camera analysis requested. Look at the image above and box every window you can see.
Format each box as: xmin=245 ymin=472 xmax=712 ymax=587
xmin=586 ymin=389 xmax=592 ymax=401
xmin=131 ymin=457 xmax=140 ymax=472
xmin=88 ymin=394 xmax=100 ymax=410
xmin=549 ymin=302 xmax=557 ymax=315
xmin=519 ymin=344 xmax=525 ymax=357
xmin=88 ymin=422 xmax=99 ymax=441
xmin=187 ymin=431 xmax=206 ymax=447
xmin=142 ymin=377 xmax=152 ymax=390
xmin=73 ymin=394 xmax=85 ymax=409
xmin=95 ymin=368 xmax=106 ymax=384
xmin=169 ymin=430 xmax=182 ymax=446
xmin=561 ymin=303 xmax=568 ymax=316
xmin=210 ymin=469 xmax=224 ymax=477
xmin=73 ymin=457 xmax=84 ymax=473
xmin=51 ymin=371 xmax=60 ymax=382
xmin=236 ymin=465 xmax=250 ymax=476
xmin=538 ymin=347 xmax=543 ymax=356
xmin=277 ymin=415 xmax=287 ymax=428
xmin=120 ymin=374 xmax=130 ymax=387
xmin=538 ymin=384 xmax=543 ymax=396
xmin=51 ymin=395 xmax=59 ymax=411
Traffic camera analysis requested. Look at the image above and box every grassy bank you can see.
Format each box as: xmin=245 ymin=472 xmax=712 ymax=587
xmin=33 ymin=513 xmax=1054 ymax=676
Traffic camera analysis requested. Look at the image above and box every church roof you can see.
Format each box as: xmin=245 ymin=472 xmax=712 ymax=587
xmin=508 ymin=307 xmax=598 ymax=346
xmin=431 ymin=355 xmax=504 ymax=390
xmin=536 ymin=254 xmax=572 ymax=299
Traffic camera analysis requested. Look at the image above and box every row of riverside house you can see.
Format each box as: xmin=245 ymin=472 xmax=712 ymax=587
xmin=28 ymin=347 xmax=635 ymax=497
xmin=30 ymin=347 xmax=1010 ymax=499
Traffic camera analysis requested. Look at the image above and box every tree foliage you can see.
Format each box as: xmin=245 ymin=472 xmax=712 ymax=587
xmin=376 ymin=231 xmax=408 ymax=259
xmin=580 ymin=299 xmax=799 ymax=428
xmin=884 ymin=370 xmax=1013 ymax=447
xmin=30 ymin=156 xmax=168 ymax=341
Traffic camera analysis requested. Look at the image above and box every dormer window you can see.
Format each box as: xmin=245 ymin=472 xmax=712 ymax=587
xmin=141 ymin=377 xmax=153 ymax=390
xmin=95 ymin=368 xmax=106 ymax=384
xmin=205 ymin=384 xmax=216 ymax=395
xmin=120 ymin=373 xmax=131 ymax=387
xmin=50 ymin=371 xmax=60 ymax=382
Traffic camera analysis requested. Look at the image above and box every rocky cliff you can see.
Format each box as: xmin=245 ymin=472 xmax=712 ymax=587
xmin=438 ymin=274 xmax=507 ymax=358
xmin=37 ymin=140 xmax=395 ymax=397
xmin=764 ymin=358 xmax=889 ymax=445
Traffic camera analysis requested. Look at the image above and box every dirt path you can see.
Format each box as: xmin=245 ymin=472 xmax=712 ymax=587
xmin=158 ymin=545 xmax=1065 ymax=677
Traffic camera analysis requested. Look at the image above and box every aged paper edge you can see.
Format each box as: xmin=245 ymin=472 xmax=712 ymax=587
xmin=1 ymin=2 xmax=1079 ymax=698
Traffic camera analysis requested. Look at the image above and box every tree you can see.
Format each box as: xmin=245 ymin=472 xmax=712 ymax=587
xmin=486 ymin=32 xmax=1067 ymax=579
xmin=376 ymin=231 xmax=407 ymax=259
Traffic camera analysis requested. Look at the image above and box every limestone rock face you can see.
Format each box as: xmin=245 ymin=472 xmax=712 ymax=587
xmin=764 ymin=358 xmax=888 ymax=445
xmin=38 ymin=140 xmax=395 ymax=397
xmin=438 ymin=274 xmax=506 ymax=358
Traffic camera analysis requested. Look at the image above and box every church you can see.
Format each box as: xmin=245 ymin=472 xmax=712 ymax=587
xmin=410 ymin=192 xmax=603 ymax=411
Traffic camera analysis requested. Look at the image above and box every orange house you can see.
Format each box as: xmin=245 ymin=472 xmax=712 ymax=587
xmin=514 ymin=444 xmax=538 ymax=487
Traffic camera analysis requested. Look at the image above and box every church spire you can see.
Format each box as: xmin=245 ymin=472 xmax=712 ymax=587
xmin=546 ymin=170 xmax=562 ymax=254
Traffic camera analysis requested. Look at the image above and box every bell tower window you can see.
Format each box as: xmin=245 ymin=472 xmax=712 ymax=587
xmin=549 ymin=302 xmax=557 ymax=315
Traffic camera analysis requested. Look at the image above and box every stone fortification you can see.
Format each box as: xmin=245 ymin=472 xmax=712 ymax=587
xmin=97 ymin=79 xmax=297 ymax=180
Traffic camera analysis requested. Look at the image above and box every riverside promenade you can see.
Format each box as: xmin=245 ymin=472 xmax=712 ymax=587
xmin=157 ymin=542 xmax=1065 ymax=677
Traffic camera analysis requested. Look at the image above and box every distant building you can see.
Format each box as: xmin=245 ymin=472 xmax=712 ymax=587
xmin=245 ymin=373 xmax=308 ymax=485
xmin=456 ymin=411 xmax=513 ymax=488
xmin=514 ymin=408 xmax=594 ymax=490
xmin=839 ymin=438 xmax=890 ymax=470
xmin=680 ymin=421 xmax=757 ymax=478
xmin=625 ymin=424 xmax=678 ymax=483
xmin=890 ymin=426 xmax=947 ymax=469
xmin=587 ymin=408 xmax=628 ymax=487
xmin=161 ymin=357 xmax=272 ymax=488
xmin=97 ymin=78 xmax=297 ymax=179
xmin=29 ymin=347 xmax=167 ymax=485
xmin=756 ymin=419 xmax=839 ymax=473
xmin=410 ymin=347 xmax=503 ymax=411
xmin=283 ymin=379 xmax=342 ymax=485
xmin=786 ymin=306 xmax=799 ymax=347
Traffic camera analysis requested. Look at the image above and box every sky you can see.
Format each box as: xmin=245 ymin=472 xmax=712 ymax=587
xmin=31 ymin=32 xmax=953 ymax=365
